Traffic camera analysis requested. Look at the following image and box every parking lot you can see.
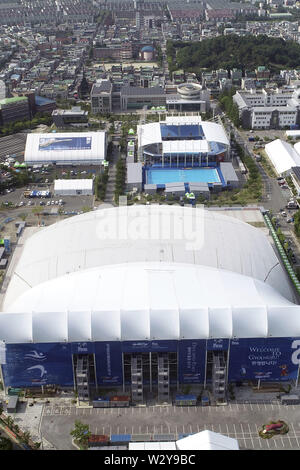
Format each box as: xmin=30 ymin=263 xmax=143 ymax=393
xmin=238 ymin=128 xmax=287 ymax=148
xmin=0 ymin=187 xmax=95 ymax=217
xmin=37 ymin=400 xmax=300 ymax=450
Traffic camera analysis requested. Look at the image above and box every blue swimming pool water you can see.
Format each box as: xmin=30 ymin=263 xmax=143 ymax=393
xmin=146 ymin=167 xmax=221 ymax=185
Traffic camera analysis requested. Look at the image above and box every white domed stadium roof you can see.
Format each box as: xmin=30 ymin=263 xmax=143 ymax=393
xmin=137 ymin=116 xmax=230 ymax=149
xmin=2 ymin=205 xmax=294 ymax=311
xmin=2 ymin=262 xmax=300 ymax=344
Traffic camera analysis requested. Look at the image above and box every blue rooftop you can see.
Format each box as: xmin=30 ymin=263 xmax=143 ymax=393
xmin=35 ymin=95 xmax=56 ymax=106
xmin=141 ymin=45 xmax=154 ymax=52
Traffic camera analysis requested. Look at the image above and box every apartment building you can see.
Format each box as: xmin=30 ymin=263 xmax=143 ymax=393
xmin=0 ymin=96 xmax=30 ymax=125
xmin=233 ymin=88 xmax=300 ymax=129
xmin=90 ymin=80 xmax=113 ymax=114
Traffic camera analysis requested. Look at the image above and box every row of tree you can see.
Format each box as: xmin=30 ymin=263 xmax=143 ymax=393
xmin=219 ymin=89 xmax=240 ymax=128
xmin=0 ymin=113 xmax=52 ymax=137
xmin=114 ymin=158 xmax=126 ymax=204
xmin=94 ymin=168 xmax=109 ymax=201
xmin=294 ymin=209 xmax=300 ymax=238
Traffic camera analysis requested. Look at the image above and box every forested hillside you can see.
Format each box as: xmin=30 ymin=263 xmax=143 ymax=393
xmin=167 ymin=35 xmax=300 ymax=74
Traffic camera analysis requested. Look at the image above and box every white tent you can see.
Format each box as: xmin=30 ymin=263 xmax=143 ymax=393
xmin=176 ymin=431 xmax=239 ymax=451
xmin=265 ymin=139 xmax=300 ymax=175
xmin=54 ymin=179 xmax=93 ymax=196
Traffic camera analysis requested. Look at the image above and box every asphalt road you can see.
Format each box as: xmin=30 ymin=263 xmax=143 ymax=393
xmin=228 ymin=120 xmax=291 ymax=212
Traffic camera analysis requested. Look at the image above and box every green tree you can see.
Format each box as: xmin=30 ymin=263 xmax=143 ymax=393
xmin=70 ymin=420 xmax=91 ymax=449
xmin=0 ymin=437 xmax=13 ymax=450
xmin=6 ymin=416 xmax=14 ymax=428
xmin=21 ymin=431 xmax=31 ymax=445
xmin=294 ymin=209 xmax=300 ymax=238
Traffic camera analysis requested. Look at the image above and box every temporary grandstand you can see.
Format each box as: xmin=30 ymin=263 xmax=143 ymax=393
xmin=0 ymin=205 xmax=299 ymax=400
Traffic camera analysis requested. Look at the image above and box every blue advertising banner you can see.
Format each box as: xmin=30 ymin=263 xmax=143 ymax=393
xmin=38 ymin=136 xmax=92 ymax=151
xmin=122 ymin=340 xmax=178 ymax=354
xmin=2 ymin=343 xmax=74 ymax=387
xmin=95 ymin=342 xmax=123 ymax=386
xmin=178 ymin=340 xmax=206 ymax=384
xmin=228 ymin=337 xmax=300 ymax=382
xmin=206 ymin=339 xmax=229 ymax=351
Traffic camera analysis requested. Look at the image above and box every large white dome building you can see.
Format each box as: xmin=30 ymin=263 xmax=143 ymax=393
xmin=1 ymin=206 xmax=300 ymax=400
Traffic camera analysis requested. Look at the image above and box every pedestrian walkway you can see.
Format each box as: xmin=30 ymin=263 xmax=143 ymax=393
xmin=104 ymin=148 xmax=119 ymax=205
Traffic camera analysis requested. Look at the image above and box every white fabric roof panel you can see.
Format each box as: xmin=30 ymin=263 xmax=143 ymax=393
xmin=268 ymin=306 xmax=300 ymax=337
xmin=68 ymin=311 xmax=92 ymax=342
xmin=91 ymin=310 xmax=121 ymax=341
xmin=201 ymin=121 xmax=230 ymax=146
xmin=208 ymin=308 xmax=233 ymax=339
xmin=176 ymin=431 xmax=239 ymax=451
xmin=32 ymin=311 xmax=68 ymax=343
xmin=3 ymin=262 xmax=300 ymax=344
xmin=265 ymin=139 xmax=300 ymax=175
xmin=165 ymin=116 xmax=203 ymax=125
xmin=24 ymin=132 xmax=106 ymax=164
xmin=162 ymin=140 xmax=209 ymax=154
xmin=0 ymin=313 xmax=32 ymax=343
xmin=2 ymin=205 xmax=294 ymax=311
xmin=137 ymin=122 xmax=162 ymax=147
xmin=231 ymin=306 xmax=268 ymax=338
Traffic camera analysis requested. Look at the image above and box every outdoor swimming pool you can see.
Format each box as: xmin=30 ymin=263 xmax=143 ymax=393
xmin=146 ymin=167 xmax=221 ymax=185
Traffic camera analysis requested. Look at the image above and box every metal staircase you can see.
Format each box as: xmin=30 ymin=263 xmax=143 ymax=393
xmin=212 ymin=352 xmax=227 ymax=404
xmin=157 ymin=353 xmax=170 ymax=401
xmin=131 ymin=355 xmax=143 ymax=402
xmin=75 ymin=355 xmax=90 ymax=403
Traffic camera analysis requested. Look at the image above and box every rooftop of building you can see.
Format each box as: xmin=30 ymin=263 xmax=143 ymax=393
xmin=0 ymin=96 xmax=28 ymax=106
xmin=121 ymin=85 xmax=165 ymax=96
